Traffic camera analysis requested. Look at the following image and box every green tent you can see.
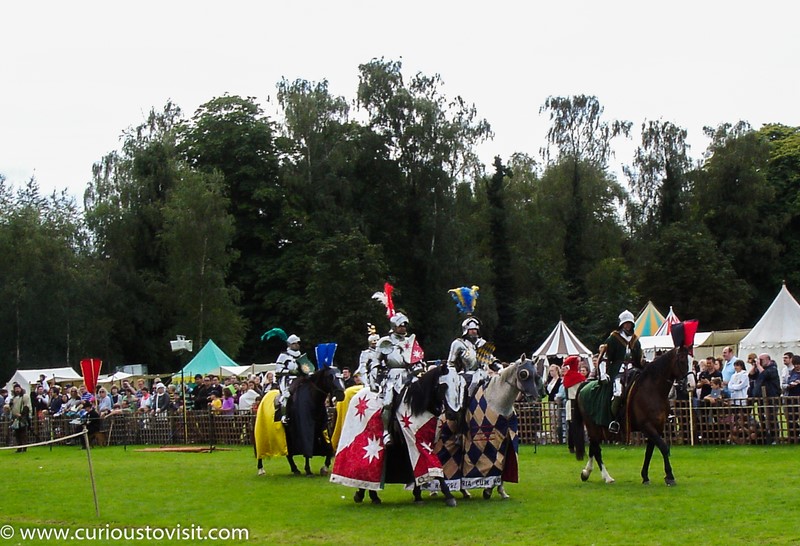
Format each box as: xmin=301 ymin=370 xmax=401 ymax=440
xmin=175 ymin=339 xmax=237 ymax=379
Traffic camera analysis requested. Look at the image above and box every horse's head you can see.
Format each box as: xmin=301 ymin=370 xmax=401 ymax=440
xmin=319 ymin=366 xmax=346 ymax=402
xmin=510 ymin=355 xmax=540 ymax=402
xmin=437 ymin=364 xmax=465 ymax=420
xmin=669 ymin=345 xmax=691 ymax=382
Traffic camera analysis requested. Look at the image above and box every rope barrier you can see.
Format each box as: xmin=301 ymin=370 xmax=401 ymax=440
xmin=0 ymin=429 xmax=87 ymax=450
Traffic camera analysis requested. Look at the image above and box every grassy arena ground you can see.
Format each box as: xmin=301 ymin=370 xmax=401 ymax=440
xmin=3 ymin=443 xmax=795 ymax=545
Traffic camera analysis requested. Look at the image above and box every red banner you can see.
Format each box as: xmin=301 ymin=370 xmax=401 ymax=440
xmin=80 ymin=358 xmax=102 ymax=395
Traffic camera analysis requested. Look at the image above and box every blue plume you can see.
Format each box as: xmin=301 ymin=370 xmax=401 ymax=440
xmin=315 ymin=343 xmax=337 ymax=368
xmin=448 ymin=285 xmax=479 ymax=315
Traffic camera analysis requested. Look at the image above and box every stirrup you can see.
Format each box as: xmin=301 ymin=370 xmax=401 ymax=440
xmin=608 ymin=421 xmax=620 ymax=434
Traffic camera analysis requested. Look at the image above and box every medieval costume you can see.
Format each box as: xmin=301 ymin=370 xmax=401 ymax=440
xmin=600 ymin=310 xmax=642 ymax=432
xmin=447 ymin=286 xmax=498 ymax=398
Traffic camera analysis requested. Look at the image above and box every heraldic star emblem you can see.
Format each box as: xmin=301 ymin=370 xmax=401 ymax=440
xmin=355 ymin=396 xmax=370 ymax=419
xmin=362 ymin=435 xmax=383 ymax=463
xmin=400 ymin=412 xmax=413 ymax=429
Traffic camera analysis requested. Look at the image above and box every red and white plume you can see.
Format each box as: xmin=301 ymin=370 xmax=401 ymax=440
xmin=371 ymin=282 xmax=396 ymax=318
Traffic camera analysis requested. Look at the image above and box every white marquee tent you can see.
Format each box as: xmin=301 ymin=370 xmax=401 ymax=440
xmin=738 ymin=283 xmax=800 ymax=358
xmin=4 ymin=367 xmax=82 ymax=392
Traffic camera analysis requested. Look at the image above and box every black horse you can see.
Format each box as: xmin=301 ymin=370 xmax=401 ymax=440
xmin=338 ymin=364 xmax=464 ymax=507
xmin=572 ymin=345 xmax=690 ymax=486
xmin=255 ymin=366 xmax=345 ymax=476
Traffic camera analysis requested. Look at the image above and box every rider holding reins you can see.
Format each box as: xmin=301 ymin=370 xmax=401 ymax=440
xmin=599 ymin=310 xmax=643 ymax=433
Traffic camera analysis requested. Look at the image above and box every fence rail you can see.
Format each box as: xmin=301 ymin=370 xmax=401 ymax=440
xmin=3 ymin=396 xmax=798 ymax=448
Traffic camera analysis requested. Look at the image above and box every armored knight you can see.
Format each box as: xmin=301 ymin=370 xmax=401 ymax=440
xmin=447 ymin=286 xmax=498 ymax=397
xmin=275 ymin=334 xmax=303 ymax=407
xmin=376 ymin=312 xmax=421 ymax=445
xmin=356 ymin=324 xmax=382 ymax=392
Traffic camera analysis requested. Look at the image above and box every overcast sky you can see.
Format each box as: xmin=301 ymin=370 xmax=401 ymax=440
xmin=2 ymin=0 xmax=798 ymax=201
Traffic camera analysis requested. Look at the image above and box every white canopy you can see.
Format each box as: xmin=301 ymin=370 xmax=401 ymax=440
xmin=532 ymin=320 xmax=593 ymax=358
xmin=4 ymin=366 xmax=83 ymax=391
xmin=96 ymin=371 xmax=133 ymax=384
xmin=738 ymin=283 xmax=800 ymax=358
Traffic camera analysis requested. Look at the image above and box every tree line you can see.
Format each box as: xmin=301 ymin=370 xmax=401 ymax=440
xmin=2 ymin=58 xmax=799 ymax=382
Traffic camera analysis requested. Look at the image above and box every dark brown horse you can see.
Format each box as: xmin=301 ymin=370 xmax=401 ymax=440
xmin=571 ymin=345 xmax=690 ymax=486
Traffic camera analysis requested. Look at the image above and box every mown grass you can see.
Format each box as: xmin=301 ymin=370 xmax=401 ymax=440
xmin=3 ymin=442 xmax=795 ymax=545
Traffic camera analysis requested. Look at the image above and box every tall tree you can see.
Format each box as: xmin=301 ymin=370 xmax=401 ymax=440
xmin=178 ymin=95 xmax=281 ymax=361
xmin=539 ymin=95 xmax=631 ymax=300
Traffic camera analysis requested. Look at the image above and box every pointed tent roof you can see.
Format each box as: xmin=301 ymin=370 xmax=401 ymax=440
xmin=739 ymin=283 xmax=800 ymax=357
xmin=654 ymin=306 xmax=681 ymax=336
xmin=178 ymin=339 xmax=237 ymax=378
xmin=532 ymin=320 xmax=593 ymax=358
xmin=635 ymin=301 xmax=665 ymax=337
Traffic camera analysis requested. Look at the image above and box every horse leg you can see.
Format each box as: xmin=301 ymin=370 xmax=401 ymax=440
xmin=641 ymin=438 xmax=656 ymax=485
xmin=319 ymin=454 xmax=331 ymax=476
xmin=653 ymin=434 xmax=675 ymax=486
xmin=438 ymin=477 xmax=457 ymax=507
xmin=368 ymin=490 xmax=381 ymax=504
xmin=287 ymin=455 xmax=301 ymax=475
xmin=412 ymin=485 xmax=424 ymax=504
xmin=304 ymin=456 xmax=313 ymax=477
xmin=482 ymin=486 xmax=493 ymax=500
xmin=592 ymin=441 xmax=615 ymax=484
xmin=460 ymin=488 xmax=471 ymax=499
xmin=580 ymin=452 xmax=594 ymax=482
xmin=497 ymin=482 xmax=510 ymax=500
xmin=257 ymin=458 xmax=265 ymax=476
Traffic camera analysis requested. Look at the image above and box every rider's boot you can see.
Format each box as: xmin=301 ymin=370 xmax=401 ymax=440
xmin=608 ymin=396 xmax=621 ymax=433
xmin=381 ymin=407 xmax=393 ymax=446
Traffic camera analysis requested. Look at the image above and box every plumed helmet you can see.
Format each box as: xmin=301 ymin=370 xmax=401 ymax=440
xmin=461 ymin=316 xmax=482 ymax=336
xmin=618 ymin=310 xmax=635 ymax=327
xmin=390 ymin=313 xmax=409 ymax=328
xmin=286 ymin=334 xmax=301 ymax=345
xmin=368 ymin=334 xmax=380 ymax=343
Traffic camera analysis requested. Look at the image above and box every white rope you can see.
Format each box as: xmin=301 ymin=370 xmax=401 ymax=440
xmin=0 ymin=429 xmax=87 ymax=451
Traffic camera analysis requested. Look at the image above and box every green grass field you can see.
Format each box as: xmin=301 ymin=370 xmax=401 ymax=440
xmin=2 ymin=443 xmax=795 ymax=545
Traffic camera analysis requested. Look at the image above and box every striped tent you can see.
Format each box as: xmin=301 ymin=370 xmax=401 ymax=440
xmin=654 ymin=306 xmax=681 ymax=336
xmin=532 ymin=320 xmax=592 ymax=358
xmin=634 ymin=301 xmax=665 ymax=337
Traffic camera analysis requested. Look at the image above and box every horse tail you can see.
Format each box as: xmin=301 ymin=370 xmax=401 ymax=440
xmin=572 ymin=385 xmax=586 ymax=461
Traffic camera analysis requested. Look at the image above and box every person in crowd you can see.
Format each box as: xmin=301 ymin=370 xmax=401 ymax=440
xmin=786 ymin=355 xmax=800 ymax=440
xmin=746 ymin=353 xmax=759 ymax=396
xmin=33 ymin=385 xmax=50 ymax=416
xmin=561 ymin=355 xmax=586 ymax=453
xmin=137 ymin=387 xmax=152 ymax=413
xmin=752 ymin=353 xmax=781 ymax=444
xmin=220 ymin=389 xmax=235 ymax=416
xmin=545 ymin=364 xmax=562 ymax=401
xmin=95 ymin=387 xmax=113 ymax=416
xmin=781 ymin=352 xmax=794 ymax=394
xmin=208 ymin=392 xmax=223 ymax=413
xmin=544 ymin=363 xmax=563 ymax=443
xmin=79 ymin=385 xmax=94 ymax=403
xmin=9 ymin=383 xmax=33 ymax=452
xmin=151 ymin=383 xmax=170 ymax=414
xmin=720 ymin=346 xmax=737 ymax=396
xmin=727 ymin=360 xmax=750 ymax=406
xmin=703 ymin=377 xmax=725 ymax=405
xmin=81 ymin=400 xmax=102 ymax=448
xmin=167 ymin=384 xmax=183 ymax=411
xmin=48 ymin=386 xmax=64 ymax=415
xmin=0 ymin=387 xmax=8 ymax=407
xmin=109 ymin=385 xmax=122 ymax=405
xmin=134 ymin=378 xmax=146 ymax=400
xmin=262 ymin=371 xmax=276 ymax=393
xmin=696 ymin=357 xmax=722 ymax=404
xmin=238 ymin=381 xmax=259 ymax=411
xmin=63 ymin=387 xmax=83 ymax=417
xmin=192 ymin=375 xmax=209 ymax=411
xmin=599 ymin=310 xmax=642 ymax=433
xmin=341 ymin=367 xmax=356 ymax=388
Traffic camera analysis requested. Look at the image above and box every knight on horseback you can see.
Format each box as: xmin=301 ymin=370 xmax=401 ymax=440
xmin=355 ymin=324 xmax=382 ymax=393
xmin=376 ymin=312 xmax=423 ymax=446
xmin=447 ymin=286 xmax=499 ymax=399
xmin=274 ymin=333 xmax=307 ymax=422
xmin=600 ymin=310 xmax=643 ymax=433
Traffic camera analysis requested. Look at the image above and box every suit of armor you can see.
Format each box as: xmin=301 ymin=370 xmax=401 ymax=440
xmin=275 ymin=348 xmax=301 ymax=406
xmin=449 ymin=335 xmax=494 ymax=397
xmin=356 ymin=344 xmax=382 ymax=393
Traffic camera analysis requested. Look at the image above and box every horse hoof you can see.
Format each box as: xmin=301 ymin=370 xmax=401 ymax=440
xmin=482 ymin=489 xmax=492 ymax=500
xmin=580 ymin=471 xmax=590 ymax=482
xmin=320 ymin=467 xmax=329 ymax=476
xmin=371 ymin=497 xmax=382 ymax=505
xmin=461 ymin=490 xmax=471 ymax=500
xmin=604 ymin=478 xmax=615 ymax=484
xmin=665 ymin=478 xmax=676 ymax=486
xmin=354 ymin=491 xmax=365 ymax=503
xmin=257 ymin=468 xmax=266 ymax=476
xmin=414 ymin=499 xmax=425 ymax=505
xmin=642 ymin=479 xmax=650 ymax=485
xmin=305 ymin=472 xmax=314 ymax=478
xmin=499 ymin=492 xmax=510 ymax=500
xmin=446 ymin=498 xmax=457 ymax=508
xmin=292 ymin=469 xmax=301 ymax=476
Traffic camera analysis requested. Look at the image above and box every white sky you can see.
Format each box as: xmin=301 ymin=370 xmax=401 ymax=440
xmin=1 ymin=0 xmax=798 ymax=201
